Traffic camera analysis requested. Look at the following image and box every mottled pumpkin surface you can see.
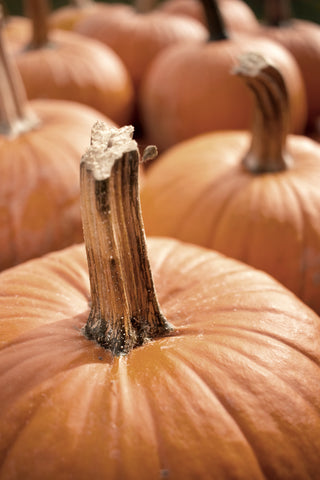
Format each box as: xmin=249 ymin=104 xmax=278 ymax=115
xmin=0 ymin=237 xmax=319 ymax=479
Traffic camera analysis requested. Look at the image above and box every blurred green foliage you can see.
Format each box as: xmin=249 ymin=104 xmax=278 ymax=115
xmin=4 ymin=0 xmax=320 ymax=23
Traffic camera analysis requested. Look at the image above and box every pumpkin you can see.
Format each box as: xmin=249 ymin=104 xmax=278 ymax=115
xmin=0 ymin=121 xmax=319 ymax=479
xmin=73 ymin=0 xmax=208 ymax=91
xmin=140 ymin=52 xmax=320 ymax=314
xmin=49 ymin=0 xmax=128 ymax=32
xmin=139 ymin=0 xmax=307 ymax=152
xmin=0 ymin=16 xmax=115 ymax=271
xmin=159 ymin=0 xmax=260 ymax=35
xmin=5 ymin=0 xmax=134 ymax=127
xmin=256 ymin=0 xmax=320 ymax=129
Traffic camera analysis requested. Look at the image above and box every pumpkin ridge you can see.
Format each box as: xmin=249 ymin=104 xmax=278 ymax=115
xmin=205 ymin=173 xmax=254 ymax=251
xmin=166 ymin=349 xmax=266 ymax=477
xmin=203 ymin=325 xmax=320 ymax=369
xmin=283 ymin=174 xmax=313 ymax=301
xmin=173 ymin=342 xmax=320 ymax=479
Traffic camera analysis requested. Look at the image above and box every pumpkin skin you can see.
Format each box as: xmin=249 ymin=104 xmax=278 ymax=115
xmin=49 ymin=1 xmax=129 ymax=31
xmin=0 ymin=237 xmax=320 ymax=479
xmin=140 ymin=35 xmax=307 ymax=151
xmin=0 ymin=99 xmax=115 ymax=271
xmin=159 ymin=0 xmax=260 ymax=35
xmin=74 ymin=5 xmax=208 ymax=91
xmin=6 ymin=27 xmax=134 ymax=127
xmin=140 ymin=130 xmax=320 ymax=314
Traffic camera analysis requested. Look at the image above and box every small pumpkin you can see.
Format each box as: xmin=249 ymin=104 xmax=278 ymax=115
xmin=139 ymin=0 xmax=307 ymax=151
xmin=0 ymin=121 xmax=319 ymax=479
xmin=74 ymin=0 xmax=208 ymax=91
xmin=6 ymin=0 xmax=134 ymax=126
xmin=0 ymin=16 xmax=114 ymax=271
xmin=140 ymin=52 xmax=320 ymax=314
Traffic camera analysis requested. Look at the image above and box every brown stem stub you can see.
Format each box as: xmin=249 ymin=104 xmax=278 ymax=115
xmin=234 ymin=52 xmax=293 ymax=174
xmin=0 ymin=9 xmax=39 ymax=137
xmin=80 ymin=122 xmax=173 ymax=356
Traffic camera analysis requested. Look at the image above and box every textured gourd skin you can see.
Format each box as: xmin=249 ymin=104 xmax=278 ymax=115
xmin=140 ymin=131 xmax=320 ymax=314
xmin=0 ymin=237 xmax=320 ymax=479
xmin=74 ymin=5 xmax=208 ymax=90
xmin=0 ymin=99 xmax=114 ymax=271
xmin=6 ymin=28 xmax=134 ymax=126
xmin=140 ymin=37 xmax=307 ymax=151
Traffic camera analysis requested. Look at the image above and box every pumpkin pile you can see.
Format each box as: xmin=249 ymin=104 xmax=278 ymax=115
xmin=1 ymin=0 xmax=320 ymax=478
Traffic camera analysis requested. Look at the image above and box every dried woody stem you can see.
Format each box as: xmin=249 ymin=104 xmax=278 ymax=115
xmin=235 ymin=52 xmax=293 ymax=174
xmin=264 ymin=0 xmax=292 ymax=27
xmin=71 ymin=0 xmax=93 ymax=7
xmin=24 ymin=0 xmax=51 ymax=49
xmin=200 ymin=0 xmax=228 ymax=41
xmin=0 ymin=9 xmax=38 ymax=137
xmin=81 ymin=123 xmax=173 ymax=356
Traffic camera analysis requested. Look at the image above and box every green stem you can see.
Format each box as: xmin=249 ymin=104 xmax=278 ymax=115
xmin=234 ymin=52 xmax=293 ymax=174
xmin=200 ymin=0 xmax=229 ymax=41
xmin=263 ymin=0 xmax=292 ymax=26
xmin=80 ymin=122 xmax=173 ymax=356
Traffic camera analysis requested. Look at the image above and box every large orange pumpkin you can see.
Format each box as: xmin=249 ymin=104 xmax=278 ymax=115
xmin=0 ymin=122 xmax=319 ymax=479
xmin=5 ymin=0 xmax=134 ymax=126
xmin=0 ymin=17 xmax=115 ymax=271
xmin=140 ymin=52 xmax=320 ymax=314
xmin=139 ymin=0 xmax=307 ymax=152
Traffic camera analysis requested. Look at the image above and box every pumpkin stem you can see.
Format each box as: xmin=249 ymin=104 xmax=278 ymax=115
xmin=200 ymin=0 xmax=229 ymax=41
xmin=24 ymin=0 xmax=51 ymax=49
xmin=70 ymin=0 xmax=93 ymax=7
xmin=134 ymin=0 xmax=158 ymax=14
xmin=80 ymin=122 xmax=173 ymax=356
xmin=263 ymin=0 xmax=292 ymax=27
xmin=0 ymin=10 xmax=38 ymax=137
xmin=234 ymin=52 xmax=293 ymax=174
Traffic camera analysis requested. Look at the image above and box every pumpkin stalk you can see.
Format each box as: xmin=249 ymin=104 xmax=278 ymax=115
xmin=235 ymin=52 xmax=293 ymax=173
xmin=71 ymin=0 xmax=93 ymax=7
xmin=81 ymin=122 xmax=173 ymax=356
xmin=134 ymin=0 xmax=158 ymax=14
xmin=0 ymin=11 xmax=38 ymax=137
xmin=264 ymin=0 xmax=292 ymax=27
xmin=24 ymin=0 xmax=51 ymax=49
xmin=200 ymin=0 xmax=228 ymax=41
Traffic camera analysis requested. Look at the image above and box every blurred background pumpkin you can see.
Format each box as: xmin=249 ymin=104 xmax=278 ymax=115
xmin=4 ymin=0 xmax=320 ymax=24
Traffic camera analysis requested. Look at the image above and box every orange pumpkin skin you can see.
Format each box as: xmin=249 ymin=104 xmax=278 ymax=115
xmin=74 ymin=6 xmax=208 ymax=90
xmin=140 ymin=37 xmax=307 ymax=151
xmin=7 ymin=29 xmax=134 ymax=126
xmin=49 ymin=3 xmax=102 ymax=31
xmin=0 ymin=99 xmax=114 ymax=271
xmin=49 ymin=2 xmax=128 ymax=31
xmin=140 ymin=131 xmax=320 ymax=314
xmin=0 ymin=237 xmax=320 ymax=479
xmin=159 ymin=0 xmax=259 ymax=34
